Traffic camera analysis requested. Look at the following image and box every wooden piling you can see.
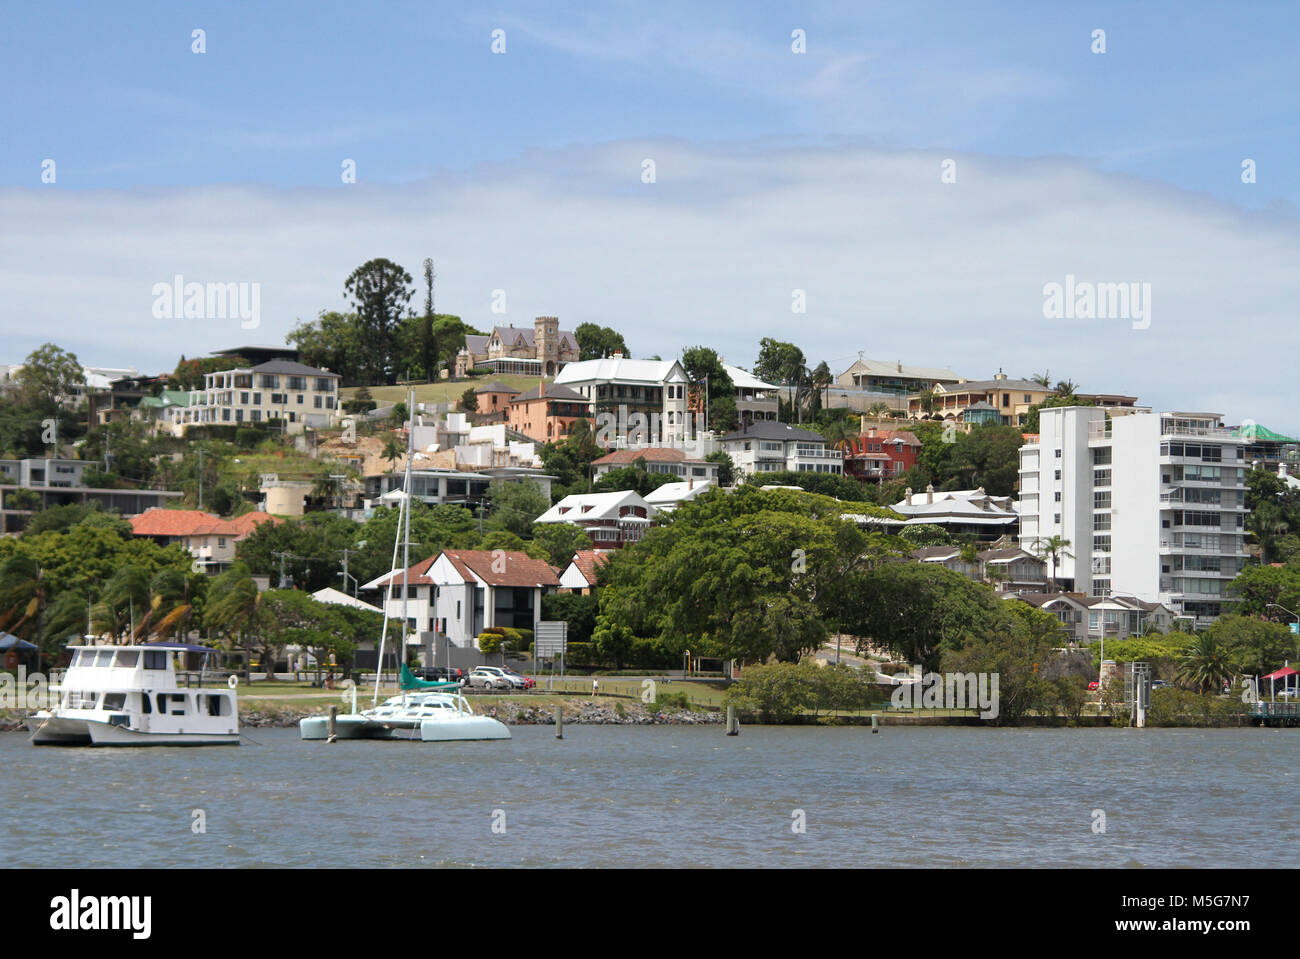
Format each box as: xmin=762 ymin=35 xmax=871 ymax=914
xmin=555 ymin=704 xmax=563 ymax=739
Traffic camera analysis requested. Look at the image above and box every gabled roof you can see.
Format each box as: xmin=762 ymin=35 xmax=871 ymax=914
xmin=489 ymin=324 xmax=577 ymax=351
xmin=251 ymin=359 xmax=339 ymax=378
xmin=839 ymin=358 xmax=960 ymax=382
xmin=911 ymin=546 xmax=964 ymax=562
xmin=937 ymin=378 xmax=1045 ymax=394
xmin=978 ymin=548 xmax=1042 ymax=564
xmin=719 ymin=421 xmax=824 ymax=443
xmin=644 ymin=479 xmax=715 ymax=507
xmin=463 ymin=334 xmax=490 ymax=355
xmin=722 ymin=364 xmax=778 ymax=391
xmin=536 ymin=490 xmax=656 ymax=524
xmin=510 ymin=383 xmax=589 ymax=403
xmin=440 ymin=549 xmax=561 ymax=588
xmin=475 ymin=381 xmax=521 ymax=394
xmin=592 ymin=447 xmax=705 ymax=467
xmin=554 ymin=357 xmax=686 ymax=385
xmin=564 ymin=549 xmax=613 ymax=586
xmin=129 ymin=508 xmax=279 ymax=538
xmin=363 ymin=556 xmax=439 ymax=590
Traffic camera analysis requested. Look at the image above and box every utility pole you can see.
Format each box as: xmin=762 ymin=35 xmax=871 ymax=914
xmin=271 ymin=551 xmax=295 ymax=589
xmin=338 ymin=548 xmax=358 ymax=597
xmin=197 ymin=448 xmax=205 ymax=510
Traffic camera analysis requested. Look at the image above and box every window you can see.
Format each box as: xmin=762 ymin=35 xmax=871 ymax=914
xmin=1054 ymin=449 xmax=1062 ymax=458
xmin=114 ymin=651 xmax=139 ymax=668
xmin=1054 ymin=491 xmax=1061 ymax=502
xmin=102 ymin=693 xmax=126 ymax=711
xmin=1054 ymin=469 xmax=1061 ymax=480
xmin=1094 ymin=491 xmax=1111 ymax=509
xmin=144 ymin=651 xmax=167 ymax=670
xmin=1093 ymin=535 xmax=1111 ymax=552
xmin=1053 ymin=513 xmax=1061 ymax=524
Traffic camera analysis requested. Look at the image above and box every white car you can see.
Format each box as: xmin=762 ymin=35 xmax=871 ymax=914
xmin=468 ymin=667 xmax=515 ymax=690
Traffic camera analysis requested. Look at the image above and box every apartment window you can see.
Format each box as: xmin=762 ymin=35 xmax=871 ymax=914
xmin=1092 ymin=447 xmax=1111 ymax=465
xmin=1024 ymin=394 xmax=1032 ymax=403
xmin=239 ymin=392 xmax=249 ymax=405
xmin=1093 ymin=469 xmax=1111 ymax=486
xmin=314 ymin=396 xmax=322 ymax=409
xmin=1093 ymin=513 xmax=1111 ymax=531
xmin=1054 ymin=469 xmax=1061 ymax=480
xmin=1053 ymin=513 xmax=1060 ymax=524
xmin=1094 ymin=490 xmax=1111 ymax=509
xmin=1054 ymin=491 xmax=1061 ymax=502
xmin=288 ymin=376 xmax=307 ymax=391
xmin=1092 ymin=557 xmax=1111 ymax=574
xmin=252 ymin=393 xmax=262 ymax=405
xmin=1091 ymin=580 xmax=1111 ymax=597
xmin=260 ymin=375 xmax=279 ymax=388
xmin=297 ymin=394 xmax=304 ymax=404
xmin=1093 ymin=535 xmax=1111 ymax=552
xmin=1054 ymin=449 xmax=1062 ymax=458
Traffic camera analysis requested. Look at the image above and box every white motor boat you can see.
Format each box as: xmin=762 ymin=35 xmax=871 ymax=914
xmin=300 ymin=688 xmax=510 ymax=742
xmin=28 ymin=642 xmax=239 ymax=747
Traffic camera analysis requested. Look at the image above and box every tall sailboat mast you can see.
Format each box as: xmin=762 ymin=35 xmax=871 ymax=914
xmin=371 ymin=383 xmax=417 ymax=707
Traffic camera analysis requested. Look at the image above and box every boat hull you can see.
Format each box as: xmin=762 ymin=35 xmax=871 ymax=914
xmin=27 ymin=714 xmax=239 ymax=747
xmin=299 ymin=713 xmax=511 ymax=741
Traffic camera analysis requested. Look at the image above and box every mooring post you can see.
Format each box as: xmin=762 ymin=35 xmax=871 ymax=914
xmin=726 ymin=705 xmax=739 ymax=736
xmin=327 ymin=704 xmax=338 ymax=742
xmin=555 ymin=704 xmax=563 ymax=739
xmin=871 ymin=713 xmax=879 ymax=734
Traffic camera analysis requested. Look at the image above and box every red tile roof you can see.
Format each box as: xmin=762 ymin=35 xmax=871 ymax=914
xmin=130 ymin=508 xmax=280 ymax=539
xmin=374 ymin=550 xmax=561 ymax=589
xmin=592 ymin=447 xmax=701 ymax=466
xmin=443 ymin=549 xmax=561 ymax=587
xmin=567 ymin=549 xmax=613 ymax=585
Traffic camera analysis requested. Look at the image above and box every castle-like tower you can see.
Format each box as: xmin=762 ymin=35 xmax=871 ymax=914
xmin=534 ymin=316 xmax=560 ymax=376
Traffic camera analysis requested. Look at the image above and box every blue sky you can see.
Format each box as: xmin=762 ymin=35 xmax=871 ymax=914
xmin=3 ymin=1 xmax=1299 ymax=430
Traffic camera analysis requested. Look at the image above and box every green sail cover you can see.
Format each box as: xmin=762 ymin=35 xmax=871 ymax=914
xmin=399 ymin=664 xmax=460 ymax=690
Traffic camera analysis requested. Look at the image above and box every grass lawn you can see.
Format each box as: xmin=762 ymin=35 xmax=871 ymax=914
xmin=342 ymin=374 xmax=553 ymax=409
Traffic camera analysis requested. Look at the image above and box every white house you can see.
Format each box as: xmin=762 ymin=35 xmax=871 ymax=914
xmin=535 ymin=490 xmax=657 ymax=549
xmin=554 ymin=356 xmax=691 ymax=446
xmin=363 ymin=549 xmax=561 ymax=658
xmin=558 ymin=549 xmax=614 ymax=594
xmin=717 ymin=421 xmax=843 ymax=476
xmin=644 ymin=478 xmax=716 ymax=511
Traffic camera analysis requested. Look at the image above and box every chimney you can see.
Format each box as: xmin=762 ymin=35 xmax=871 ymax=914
xmin=926 ymin=483 xmax=934 ymax=504
xmin=688 ymin=476 xmax=694 ymax=490
xmin=994 ymin=369 xmax=1007 ymax=381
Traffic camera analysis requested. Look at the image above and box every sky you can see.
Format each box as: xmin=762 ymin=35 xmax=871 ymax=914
xmin=2 ymin=1 xmax=1298 ymax=432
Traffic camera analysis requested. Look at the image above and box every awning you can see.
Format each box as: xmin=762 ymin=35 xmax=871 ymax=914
xmin=1262 ymin=666 xmax=1298 ymax=680
xmin=0 ymin=633 xmax=38 ymax=652
xmin=140 ymin=641 xmax=220 ymax=654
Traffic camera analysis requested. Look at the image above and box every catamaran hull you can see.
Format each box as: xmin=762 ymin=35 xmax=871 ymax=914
xmin=299 ymin=714 xmax=510 ymax=741
xmin=27 ymin=715 xmax=239 ymax=747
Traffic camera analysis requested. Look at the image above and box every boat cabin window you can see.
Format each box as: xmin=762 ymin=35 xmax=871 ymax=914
xmin=114 ymin=651 xmax=139 ymax=668
xmin=141 ymin=693 xmax=152 ymax=714
xmin=70 ymin=650 xmax=86 ymax=667
xmin=102 ymin=693 xmax=126 ymax=711
xmin=206 ymin=695 xmax=229 ymax=717
xmin=143 ymin=651 xmax=168 ymax=670
xmin=94 ymin=650 xmax=114 ymax=667
xmin=157 ymin=693 xmax=188 ymax=715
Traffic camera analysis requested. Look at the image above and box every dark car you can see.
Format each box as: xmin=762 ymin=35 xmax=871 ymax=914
xmin=414 ymin=667 xmax=466 ymax=683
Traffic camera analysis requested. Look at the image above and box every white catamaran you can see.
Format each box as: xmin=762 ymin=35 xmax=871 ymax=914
xmin=299 ymin=386 xmax=509 ymax=744
xmin=28 ymin=642 xmax=239 ymax=747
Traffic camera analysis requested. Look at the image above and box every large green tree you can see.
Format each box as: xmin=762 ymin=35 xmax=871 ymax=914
xmin=575 ymin=323 xmax=629 ymax=361
xmin=344 ymin=258 xmax=415 ymax=385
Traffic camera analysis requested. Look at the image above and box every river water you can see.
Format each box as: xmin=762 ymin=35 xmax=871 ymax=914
xmin=3 ymin=725 xmax=1296 ymax=868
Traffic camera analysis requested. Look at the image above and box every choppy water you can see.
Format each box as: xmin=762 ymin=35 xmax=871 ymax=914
xmin=3 ymin=725 xmax=1297 ymax=868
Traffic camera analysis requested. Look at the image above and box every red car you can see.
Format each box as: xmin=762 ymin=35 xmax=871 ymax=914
xmin=1087 ymin=681 xmax=1100 ymax=691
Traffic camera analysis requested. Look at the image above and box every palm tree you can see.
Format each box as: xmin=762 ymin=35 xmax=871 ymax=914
xmin=206 ymin=564 xmax=265 ymax=680
xmin=381 ymin=434 xmax=403 ymax=469
xmin=0 ymin=554 xmax=48 ymax=638
xmin=1030 ymin=371 xmax=1052 ymax=388
xmin=866 ymin=401 xmax=892 ymax=421
xmin=136 ymin=568 xmax=195 ymax=640
xmin=100 ymin=566 xmax=151 ymax=642
xmin=917 ymin=389 xmax=937 ymax=415
xmin=1053 ymin=379 xmax=1079 ymax=396
xmin=1178 ymin=633 xmax=1236 ymax=694
xmin=1032 ymin=536 xmax=1073 ymax=591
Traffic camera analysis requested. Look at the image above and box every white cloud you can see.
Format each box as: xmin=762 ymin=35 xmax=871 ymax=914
xmin=2 ymin=141 xmax=1298 ymax=432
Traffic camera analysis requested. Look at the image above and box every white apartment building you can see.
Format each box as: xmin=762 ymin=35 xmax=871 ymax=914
xmin=717 ymin=421 xmax=843 ymax=476
xmin=180 ymin=360 xmax=341 ymax=434
xmin=554 ymin=356 xmax=691 ymax=446
xmin=1018 ymin=407 xmax=1247 ymax=625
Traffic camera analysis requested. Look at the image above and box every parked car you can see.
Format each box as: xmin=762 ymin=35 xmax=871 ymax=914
xmin=1277 ymin=688 xmax=1300 ymax=699
xmin=502 ymin=668 xmax=535 ymax=689
xmin=1151 ymin=680 xmax=1171 ymax=690
xmin=1087 ymin=681 xmax=1099 ymax=691
xmin=468 ymin=666 xmax=513 ymax=690
xmin=415 ymin=666 xmax=466 ymax=683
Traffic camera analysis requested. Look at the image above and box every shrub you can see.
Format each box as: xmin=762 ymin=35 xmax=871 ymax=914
xmin=477 ymin=632 xmax=501 ymax=655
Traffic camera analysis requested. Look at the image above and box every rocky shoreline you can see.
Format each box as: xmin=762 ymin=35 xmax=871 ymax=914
xmin=241 ymin=700 xmax=724 ymax=728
